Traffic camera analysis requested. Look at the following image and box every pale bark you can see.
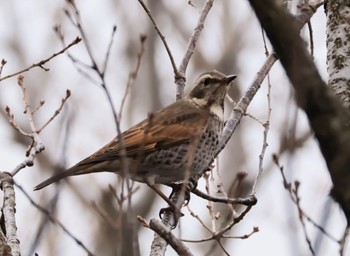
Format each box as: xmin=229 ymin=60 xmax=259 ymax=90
xmin=326 ymin=0 xmax=350 ymax=110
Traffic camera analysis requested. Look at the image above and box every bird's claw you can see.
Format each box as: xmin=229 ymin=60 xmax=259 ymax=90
xmin=159 ymin=206 xmax=184 ymax=228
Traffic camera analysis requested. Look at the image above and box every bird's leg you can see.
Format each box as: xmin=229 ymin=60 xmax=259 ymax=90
xmin=147 ymin=184 xmax=177 ymax=209
xmin=146 ymin=184 xmax=183 ymax=227
xmin=157 ymin=179 xmax=199 ymax=226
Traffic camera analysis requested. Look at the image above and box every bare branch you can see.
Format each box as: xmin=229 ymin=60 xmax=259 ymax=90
xmin=273 ymin=155 xmax=340 ymax=250
xmin=218 ymin=2 xmax=321 ymax=158
xmin=191 ymin=188 xmax=257 ymax=206
xmin=177 ymin=0 xmax=215 ymax=99
xmin=102 ymin=25 xmax=117 ymax=74
xmin=5 ymin=76 xmax=70 ymax=176
xmin=149 ymin=218 xmax=194 ymax=256
xmin=0 ymin=173 xmax=20 ymax=256
xmin=0 ymin=37 xmax=81 ymax=82
xmin=119 ymin=35 xmax=147 ymax=120
xmin=248 ymin=0 xmax=350 ymax=223
xmin=62 ymin=0 xmax=119 ymax=129
xmin=339 ymin=227 xmax=350 ymax=256
xmin=9 ymin=76 xmax=45 ymax=175
xmin=15 ymin=182 xmax=95 ymax=256
xmin=0 ymin=59 xmax=7 ymax=77
xmin=137 ymin=0 xmax=179 ymax=79
xmin=251 ymin=65 xmax=272 ymax=194
xmin=5 ymin=106 xmax=31 ymax=136
xmin=37 ymin=89 xmax=71 ymax=133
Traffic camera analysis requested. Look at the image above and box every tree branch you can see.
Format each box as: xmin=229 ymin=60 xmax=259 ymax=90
xmin=247 ymin=0 xmax=350 ymax=223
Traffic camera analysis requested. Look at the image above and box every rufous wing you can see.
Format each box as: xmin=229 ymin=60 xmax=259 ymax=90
xmin=34 ymin=99 xmax=209 ymax=190
xmin=76 ymin=99 xmax=209 ymax=163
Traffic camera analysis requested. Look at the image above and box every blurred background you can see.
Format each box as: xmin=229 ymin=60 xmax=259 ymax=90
xmin=0 ymin=0 xmax=346 ymax=255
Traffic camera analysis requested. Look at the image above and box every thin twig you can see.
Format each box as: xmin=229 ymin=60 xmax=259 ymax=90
xmin=5 ymin=106 xmax=31 ymax=136
xmin=186 ymin=205 xmax=212 ymax=233
xmin=218 ymin=2 xmax=321 ymax=164
xmin=177 ymin=0 xmax=215 ymax=99
xmin=214 ymin=205 xmax=253 ymax=239
xmin=339 ymin=227 xmax=349 ymax=256
xmin=15 ymin=182 xmax=95 ymax=256
xmin=91 ymin=202 xmax=119 ymax=230
xmin=6 ymin=77 xmax=70 ymax=176
xmin=137 ymin=0 xmax=179 ymax=79
xmin=251 ymin=44 xmax=272 ymax=194
xmin=31 ymin=100 xmax=45 ymax=115
xmin=119 ymin=35 xmax=147 ymax=120
xmin=0 ymin=59 xmax=7 ymax=77
xmin=182 ymin=226 xmax=259 ymax=242
xmin=0 ymin=37 xmax=81 ymax=81
xmin=37 ymin=89 xmax=71 ymax=133
xmin=9 ymin=76 xmax=45 ymax=176
xmin=204 ymin=173 xmax=218 ymax=233
xmin=102 ymin=25 xmax=117 ymax=74
xmin=192 ymin=188 xmax=257 ymax=206
xmin=294 ymin=182 xmax=315 ymax=255
xmin=273 ymin=155 xmax=340 ymax=254
xmin=63 ymin=1 xmax=119 ymax=128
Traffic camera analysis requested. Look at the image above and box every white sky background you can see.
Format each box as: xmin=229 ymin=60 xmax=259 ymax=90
xmin=0 ymin=0 xmax=348 ymax=256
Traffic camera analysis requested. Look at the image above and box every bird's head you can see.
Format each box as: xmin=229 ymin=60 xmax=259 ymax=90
xmin=188 ymin=71 xmax=237 ymax=113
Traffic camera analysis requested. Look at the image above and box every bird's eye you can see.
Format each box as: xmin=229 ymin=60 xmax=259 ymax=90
xmin=203 ymin=77 xmax=211 ymax=86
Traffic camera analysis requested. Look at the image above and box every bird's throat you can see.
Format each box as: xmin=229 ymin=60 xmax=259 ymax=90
xmin=209 ymin=104 xmax=224 ymax=121
xmin=191 ymin=97 xmax=207 ymax=107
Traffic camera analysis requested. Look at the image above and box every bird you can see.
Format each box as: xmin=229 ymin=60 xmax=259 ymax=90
xmin=34 ymin=71 xmax=236 ymax=191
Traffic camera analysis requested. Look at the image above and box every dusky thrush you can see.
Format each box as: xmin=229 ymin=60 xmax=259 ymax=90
xmin=34 ymin=71 xmax=236 ymax=190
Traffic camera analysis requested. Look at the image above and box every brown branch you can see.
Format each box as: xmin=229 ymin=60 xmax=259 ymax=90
xmin=0 ymin=37 xmax=81 ymax=81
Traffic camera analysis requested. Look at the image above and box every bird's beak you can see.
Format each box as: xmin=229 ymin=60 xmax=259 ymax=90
xmin=222 ymin=75 xmax=237 ymax=85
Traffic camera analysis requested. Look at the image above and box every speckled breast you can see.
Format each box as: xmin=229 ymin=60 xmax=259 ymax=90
xmin=136 ymin=117 xmax=224 ymax=184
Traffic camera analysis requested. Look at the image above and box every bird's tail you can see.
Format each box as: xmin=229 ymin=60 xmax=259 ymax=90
xmin=33 ymin=161 xmax=115 ymax=190
xmin=34 ymin=165 xmax=86 ymax=190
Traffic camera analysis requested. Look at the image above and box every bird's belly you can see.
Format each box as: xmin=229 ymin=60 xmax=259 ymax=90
xmin=134 ymin=121 xmax=222 ymax=184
